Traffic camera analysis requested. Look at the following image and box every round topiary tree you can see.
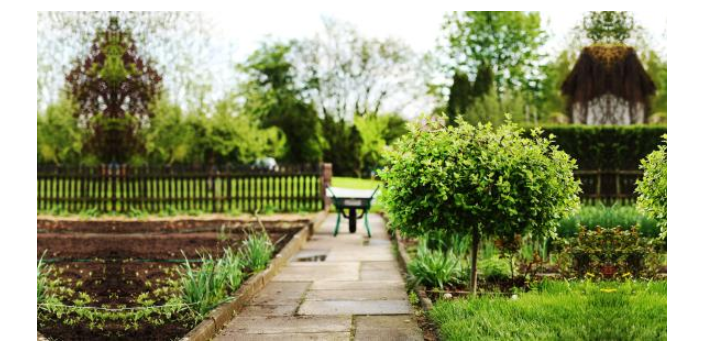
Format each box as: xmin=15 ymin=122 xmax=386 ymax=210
xmin=636 ymin=135 xmax=667 ymax=238
xmin=379 ymin=118 xmax=581 ymax=295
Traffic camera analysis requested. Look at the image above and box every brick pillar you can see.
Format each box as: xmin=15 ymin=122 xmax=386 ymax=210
xmin=320 ymin=163 xmax=333 ymax=210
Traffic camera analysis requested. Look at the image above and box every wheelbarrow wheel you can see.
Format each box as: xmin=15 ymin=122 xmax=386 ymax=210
xmin=348 ymin=208 xmax=357 ymax=233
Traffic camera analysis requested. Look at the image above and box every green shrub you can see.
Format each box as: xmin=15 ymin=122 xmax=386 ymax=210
xmin=408 ymin=241 xmax=463 ymax=289
xmin=240 ymin=232 xmax=275 ymax=272
xmin=477 ymin=257 xmax=512 ymax=281
xmin=636 ymin=135 xmax=667 ymax=237
xmin=540 ymin=125 xmax=667 ymax=170
xmin=557 ymin=227 xmax=663 ymax=279
xmin=380 ymin=118 xmax=580 ymax=294
xmin=430 ymin=280 xmax=667 ymax=341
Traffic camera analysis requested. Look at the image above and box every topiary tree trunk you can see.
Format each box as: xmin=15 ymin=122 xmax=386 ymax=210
xmin=469 ymin=231 xmax=481 ymax=296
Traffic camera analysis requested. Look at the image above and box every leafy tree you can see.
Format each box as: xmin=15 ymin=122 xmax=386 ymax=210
xmin=582 ymin=11 xmax=635 ymax=44
xmin=322 ymin=116 xmax=363 ymax=177
xmin=636 ymin=135 xmax=667 ymax=238
xmin=239 ymin=42 xmax=325 ymax=164
xmin=643 ymin=50 xmax=667 ymax=117
xmin=38 ymin=12 xmax=216 ymax=111
xmin=380 ymin=118 xmax=580 ymax=295
xmin=354 ymin=114 xmax=409 ymax=176
xmin=440 ymin=12 xmax=547 ymax=98
xmin=144 ymin=99 xmax=198 ymax=165
xmin=446 ymin=71 xmax=472 ymax=126
xmin=65 ymin=17 xmax=162 ymax=163
xmin=536 ymin=50 xmax=577 ymax=121
xmin=464 ymin=89 xmax=526 ymax=126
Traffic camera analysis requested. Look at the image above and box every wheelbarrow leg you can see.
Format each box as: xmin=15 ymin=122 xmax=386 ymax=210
xmin=364 ymin=210 xmax=371 ymax=238
xmin=332 ymin=210 xmax=342 ymax=237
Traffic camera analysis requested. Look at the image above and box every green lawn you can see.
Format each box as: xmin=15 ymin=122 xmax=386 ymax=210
xmin=430 ymin=280 xmax=667 ymax=341
xmin=331 ymin=176 xmax=382 ymax=190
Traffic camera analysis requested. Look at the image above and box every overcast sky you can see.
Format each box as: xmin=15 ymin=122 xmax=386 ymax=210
xmin=207 ymin=10 xmax=667 ymax=61
xmin=37 ymin=11 xmax=667 ymax=115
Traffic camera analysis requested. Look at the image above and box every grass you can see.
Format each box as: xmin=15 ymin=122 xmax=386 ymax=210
xmin=331 ymin=176 xmax=382 ymax=190
xmin=430 ymin=279 xmax=667 ymax=341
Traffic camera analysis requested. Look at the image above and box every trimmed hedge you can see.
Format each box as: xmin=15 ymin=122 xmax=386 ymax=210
xmin=539 ymin=125 xmax=667 ymax=170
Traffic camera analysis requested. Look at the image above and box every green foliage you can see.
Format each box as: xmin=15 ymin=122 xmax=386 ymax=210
xmin=145 ymin=98 xmax=286 ymax=165
xmin=219 ymin=248 xmax=246 ymax=292
xmin=636 ymin=136 xmax=667 ymax=237
xmin=462 ymin=89 xmax=527 ymax=126
xmin=381 ymin=118 xmax=580 ymax=245
xmin=477 ymin=257 xmax=512 ymax=281
xmin=430 ymin=280 xmax=667 ymax=341
xmin=239 ymin=41 xmax=325 ymax=163
xmin=536 ymin=50 xmax=577 ymax=120
xmin=240 ymin=232 xmax=275 ymax=272
xmin=557 ymin=227 xmax=663 ymax=279
xmin=557 ymin=204 xmax=661 ymax=239
xmin=37 ymin=255 xmax=50 ymax=304
xmin=322 ymin=116 xmax=364 ymax=177
xmin=144 ymin=100 xmax=199 ymax=164
xmin=540 ymin=125 xmax=667 ymax=170
xmin=37 ymin=99 xmax=88 ymax=165
xmin=583 ymin=11 xmax=635 ymax=44
xmin=643 ymin=50 xmax=667 ymax=117
xmin=178 ymin=253 xmax=228 ymax=316
xmin=408 ymin=241 xmax=463 ymax=289
xmin=354 ymin=114 xmax=409 ymax=175
xmin=381 ymin=118 xmax=580 ymax=292
xmin=178 ymin=246 xmax=251 ymax=316
xmin=440 ymin=11 xmax=547 ymax=96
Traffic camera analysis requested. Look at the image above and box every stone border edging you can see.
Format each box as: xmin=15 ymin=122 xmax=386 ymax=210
xmin=379 ymin=212 xmax=434 ymax=313
xmin=392 ymin=229 xmax=434 ymax=312
xmin=181 ymin=210 xmax=329 ymax=341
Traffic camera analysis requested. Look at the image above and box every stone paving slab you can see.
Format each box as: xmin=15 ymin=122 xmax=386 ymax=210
xmin=298 ymin=299 xmax=412 ymax=316
xmin=272 ymin=262 xmax=360 ymax=282
xmin=249 ymin=281 xmax=310 ymax=305
xmin=218 ymin=316 xmax=352 ymax=335
xmin=306 ymin=288 xmax=409 ymax=301
xmin=354 ymin=315 xmax=424 ymax=341
xmin=236 ymin=304 xmax=299 ymax=317
xmin=214 ymin=214 xmax=422 ymax=341
xmin=309 ymin=280 xmax=406 ymax=291
xmin=218 ymin=332 xmax=351 ymax=341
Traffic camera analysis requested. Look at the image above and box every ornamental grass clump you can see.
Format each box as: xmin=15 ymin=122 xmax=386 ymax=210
xmin=240 ymin=231 xmax=275 ymax=272
xmin=408 ymin=240 xmax=464 ymax=289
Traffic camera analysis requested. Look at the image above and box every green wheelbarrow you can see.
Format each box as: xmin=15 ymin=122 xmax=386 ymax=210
xmin=326 ymin=186 xmax=380 ymax=237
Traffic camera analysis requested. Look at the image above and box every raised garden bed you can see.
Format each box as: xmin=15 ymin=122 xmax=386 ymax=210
xmin=37 ymin=213 xmax=325 ymax=341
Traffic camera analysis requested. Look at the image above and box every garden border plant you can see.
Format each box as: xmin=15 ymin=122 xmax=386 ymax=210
xmin=635 ymin=134 xmax=667 ymax=238
xmin=380 ymin=117 xmax=581 ymax=295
